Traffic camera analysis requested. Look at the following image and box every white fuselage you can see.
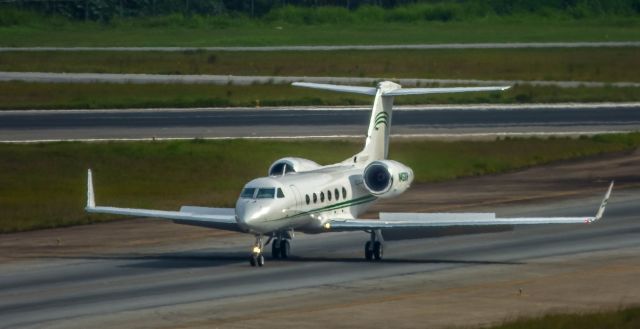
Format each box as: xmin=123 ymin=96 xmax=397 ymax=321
xmin=235 ymin=163 xmax=376 ymax=234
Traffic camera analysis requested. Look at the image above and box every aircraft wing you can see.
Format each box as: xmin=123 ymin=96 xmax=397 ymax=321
xmin=323 ymin=182 xmax=613 ymax=231
xmin=85 ymin=170 xmax=242 ymax=232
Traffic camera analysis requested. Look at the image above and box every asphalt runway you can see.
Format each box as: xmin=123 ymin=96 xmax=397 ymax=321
xmin=2 ymin=105 xmax=640 ymax=141
xmin=1 ymin=189 xmax=639 ymax=328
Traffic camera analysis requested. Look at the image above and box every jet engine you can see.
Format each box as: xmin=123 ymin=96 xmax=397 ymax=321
xmin=268 ymin=157 xmax=321 ymax=176
xmin=363 ymin=160 xmax=414 ymax=198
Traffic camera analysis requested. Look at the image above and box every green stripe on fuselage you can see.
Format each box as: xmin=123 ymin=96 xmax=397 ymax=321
xmin=264 ymin=194 xmax=377 ymax=223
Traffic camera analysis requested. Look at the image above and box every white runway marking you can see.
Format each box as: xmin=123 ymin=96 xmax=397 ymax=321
xmin=2 ymin=72 xmax=639 ymax=88
xmin=1 ymin=102 xmax=639 ymax=115
xmin=0 ymin=131 xmax=628 ymax=144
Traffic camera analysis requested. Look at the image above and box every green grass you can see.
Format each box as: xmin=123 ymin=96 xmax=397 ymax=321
xmin=485 ymin=306 xmax=640 ymax=329
xmin=1 ymin=134 xmax=639 ymax=233
xmin=2 ymin=48 xmax=638 ymax=82
xmin=1 ymin=82 xmax=640 ymax=110
xmin=1 ymin=19 xmax=640 ymax=47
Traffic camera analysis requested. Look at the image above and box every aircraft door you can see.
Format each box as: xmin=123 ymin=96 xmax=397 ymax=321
xmin=289 ymin=185 xmax=302 ymax=208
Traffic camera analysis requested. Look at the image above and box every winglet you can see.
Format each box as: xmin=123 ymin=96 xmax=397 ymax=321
xmin=87 ymin=169 xmax=95 ymax=209
xmin=594 ymin=181 xmax=614 ymax=221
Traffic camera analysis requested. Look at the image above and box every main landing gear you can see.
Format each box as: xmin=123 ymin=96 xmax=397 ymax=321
xmin=271 ymin=237 xmax=291 ymax=259
xmin=364 ymin=229 xmax=383 ymax=261
xmin=271 ymin=230 xmax=292 ymax=259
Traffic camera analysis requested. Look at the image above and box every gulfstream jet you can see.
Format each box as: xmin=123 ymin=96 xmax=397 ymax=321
xmin=86 ymin=81 xmax=614 ymax=267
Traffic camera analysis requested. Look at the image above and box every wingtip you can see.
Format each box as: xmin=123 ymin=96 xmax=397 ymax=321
xmin=594 ymin=180 xmax=614 ymax=221
xmin=86 ymin=169 xmax=95 ymax=209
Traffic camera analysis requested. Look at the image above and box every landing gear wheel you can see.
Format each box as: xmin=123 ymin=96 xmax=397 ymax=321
xmin=373 ymin=241 xmax=383 ymax=260
xmin=250 ymin=235 xmax=265 ymax=267
xmin=279 ymin=239 xmax=290 ymax=259
xmin=364 ymin=241 xmax=373 ymax=260
xmin=272 ymin=239 xmax=281 ymax=259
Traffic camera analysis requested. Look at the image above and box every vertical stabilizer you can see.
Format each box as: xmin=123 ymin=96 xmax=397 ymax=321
xmin=354 ymin=81 xmax=400 ymax=163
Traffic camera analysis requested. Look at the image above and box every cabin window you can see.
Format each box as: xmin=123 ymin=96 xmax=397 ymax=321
xmin=277 ymin=188 xmax=285 ymax=198
xmin=342 ymin=187 xmax=347 ymax=199
xmin=334 ymin=188 xmax=340 ymax=201
xmin=327 ymin=190 xmax=332 ymax=201
xmin=320 ymin=192 xmax=325 ymax=202
xmin=256 ymin=188 xmax=276 ymax=199
xmin=313 ymin=193 xmax=317 ymax=203
xmin=241 ymin=188 xmax=256 ymax=199
xmin=305 ymin=194 xmax=310 ymax=205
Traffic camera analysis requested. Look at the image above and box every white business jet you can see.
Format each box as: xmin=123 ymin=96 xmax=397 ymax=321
xmin=86 ymin=81 xmax=614 ymax=267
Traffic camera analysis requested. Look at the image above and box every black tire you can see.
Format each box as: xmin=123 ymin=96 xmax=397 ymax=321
xmin=249 ymin=255 xmax=257 ymax=267
xmin=373 ymin=241 xmax=383 ymax=260
xmin=257 ymin=254 xmax=265 ymax=267
xmin=280 ymin=240 xmax=291 ymax=259
xmin=272 ymin=239 xmax=281 ymax=259
xmin=364 ymin=241 xmax=373 ymax=260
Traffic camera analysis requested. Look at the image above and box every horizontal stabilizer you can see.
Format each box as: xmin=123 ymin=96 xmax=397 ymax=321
xmin=292 ymin=81 xmax=510 ymax=97
xmin=292 ymin=82 xmax=377 ymax=95
xmin=382 ymin=86 xmax=510 ymax=96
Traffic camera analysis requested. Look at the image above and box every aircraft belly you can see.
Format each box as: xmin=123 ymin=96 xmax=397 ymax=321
xmin=252 ymin=213 xmax=313 ymax=234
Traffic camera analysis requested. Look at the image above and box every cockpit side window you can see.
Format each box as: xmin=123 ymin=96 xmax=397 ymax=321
xmin=256 ymin=188 xmax=276 ymax=199
xmin=277 ymin=188 xmax=285 ymax=198
xmin=241 ymin=188 xmax=256 ymax=199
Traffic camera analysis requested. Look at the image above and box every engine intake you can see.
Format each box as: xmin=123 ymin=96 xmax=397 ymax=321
xmin=363 ymin=160 xmax=413 ymax=198
xmin=268 ymin=157 xmax=321 ymax=176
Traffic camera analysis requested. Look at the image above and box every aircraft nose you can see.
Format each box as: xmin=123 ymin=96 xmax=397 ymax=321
xmin=235 ymin=201 xmax=267 ymax=230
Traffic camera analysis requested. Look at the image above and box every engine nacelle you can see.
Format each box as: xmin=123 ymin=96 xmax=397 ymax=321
xmin=268 ymin=157 xmax=321 ymax=176
xmin=363 ymin=160 xmax=414 ymax=198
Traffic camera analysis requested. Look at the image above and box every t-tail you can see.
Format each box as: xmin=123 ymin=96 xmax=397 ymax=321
xmin=292 ymin=81 xmax=510 ymax=163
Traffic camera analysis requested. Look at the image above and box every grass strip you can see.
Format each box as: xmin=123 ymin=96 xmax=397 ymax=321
xmin=1 ymin=134 xmax=639 ymax=233
xmin=486 ymin=306 xmax=640 ymax=329
xmin=1 ymin=48 xmax=639 ymax=83
xmin=1 ymin=20 xmax=640 ymax=47
xmin=2 ymin=82 xmax=640 ymax=110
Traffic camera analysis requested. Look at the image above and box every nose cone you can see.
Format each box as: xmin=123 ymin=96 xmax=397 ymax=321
xmin=235 ymin=199 xmax=271 ymax=232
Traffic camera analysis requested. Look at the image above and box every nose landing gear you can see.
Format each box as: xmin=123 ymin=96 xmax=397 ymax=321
xmin=249 ymin=235 xmax=265 ymax=267
xmin=364 ymin=230 xmax=384 ymax=261
xmin=249 ymin=231 xmax=293 ymax=266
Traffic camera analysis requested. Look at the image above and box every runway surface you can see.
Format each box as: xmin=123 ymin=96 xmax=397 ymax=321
xmin=4 ymin=71 xmax=640 ymax=88
xmin=2 ymin=41 xmax=640 ymax=52
xmin=1 ymin=104 xmax=639 ymax=142
xmin=1 ymin=188 xmax=639 ymax=328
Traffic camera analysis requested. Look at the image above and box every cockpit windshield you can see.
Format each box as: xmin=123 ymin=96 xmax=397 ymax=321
xmin=256 ymin=188 xmax=276 ymax=199
xmin=241 ymin=187 xmax=284 ymax=199
xmin=240 ymin=188 xmax=256 ymax=198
